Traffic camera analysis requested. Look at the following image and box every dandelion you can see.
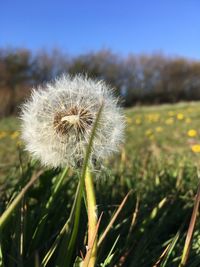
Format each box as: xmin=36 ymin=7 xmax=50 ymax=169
xmin=126 ymin=117 xmax=132 ymax=124
xmin=187 ymin=129 xmax=197 ymax=138
xmin=177 ymin=113 xmax=184 ymax=120
xmin=146 ymin=113 xmax=160 ymax=123
xmin=0 ymin=131 xmax=6 ymax=139
xmin=10 ymin=131 xmax=20 ymax=140
xmin=21 ymin=74 xmax=124 ymax=168
xmin=165 ymin=118 xmax=174 ymax=125
xmin=21 ymin=74 xmax=125 ymax=267
xmin=155 ymin=126 xmax=163 ymax=133
xmin=145 ymin=129 xmax=153 ymax=136
xmin=191 ymin=144 xmax=200 ymax=153
xmin=168 ymin=111 xmax=175 ymax=116
xmin=135 ymin=118 xmax=141 ymax=125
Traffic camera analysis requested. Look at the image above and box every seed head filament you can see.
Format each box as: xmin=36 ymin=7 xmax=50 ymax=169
xmin=54 ymin=106 xmax=93 ymax=138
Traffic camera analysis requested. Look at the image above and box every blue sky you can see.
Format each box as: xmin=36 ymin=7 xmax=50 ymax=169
xmin=1 ymin=0 xmax=199 ymax=59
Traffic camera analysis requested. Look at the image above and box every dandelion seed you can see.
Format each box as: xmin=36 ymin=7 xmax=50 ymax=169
xmin=20 ymin=74 xmax=124 ymax=168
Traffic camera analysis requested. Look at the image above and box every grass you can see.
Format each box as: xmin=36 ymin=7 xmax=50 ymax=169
xmin=0 ymin=101 xmax=200 ymax=266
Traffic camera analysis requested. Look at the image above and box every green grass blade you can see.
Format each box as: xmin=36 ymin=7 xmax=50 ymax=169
xmin=100 ymin=235 xmax=120 ymax=267
xmin=45 ymin=167 xmax=69 ymax=209
xmin=0 ymin=243 xmax=4 ymax=267
xmin=159 ymin=230 xmax=181 ymax=267
xmin=29 ymin=167 xmax=69 ymax=251
xmin=0 ymin=170 xmax=43 ymax=230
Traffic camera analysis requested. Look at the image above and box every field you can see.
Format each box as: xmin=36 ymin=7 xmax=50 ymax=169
xmin=0 ymin=102 xmax=200 ymax=266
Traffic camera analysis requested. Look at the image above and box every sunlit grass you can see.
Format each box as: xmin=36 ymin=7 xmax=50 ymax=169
xmin=0 ymin=102 xmax=200 ymax=266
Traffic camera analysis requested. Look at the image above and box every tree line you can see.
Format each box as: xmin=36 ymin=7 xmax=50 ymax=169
xmin=1 ymin=47 xmax=200 ymax=117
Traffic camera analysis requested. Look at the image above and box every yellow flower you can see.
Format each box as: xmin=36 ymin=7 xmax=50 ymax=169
xmin=187 ymin=129 xmax=197 ymax=137
xmin=165 ymin=118 xmax=174 ymax=125
xmin=11 ymin=131 xmax=20 ymax=139
xmin=177 ymin=113 xmax=184 ymax=120
xmin=126 ymin=117 xmax=132 ymax=124
xmin=146 ymin=113 xmax=160 ymax=123
xmin=191 ymin=144 xmax=200 ymax=153
xmin=155 ymin=126 xmax=163 ymax=133
xmin=168 ymin=111 xmax=175 ymax=116
xmin=0 ymin=131 xmax=6 ymax=139
xmin=135 ymin=118 xmax=141 ymax=125
xmin=145 ymin=129 xmax=153 ymax=136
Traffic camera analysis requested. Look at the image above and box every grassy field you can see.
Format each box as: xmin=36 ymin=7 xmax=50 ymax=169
xmin=0 ymin=102 xmax=200 ymax=266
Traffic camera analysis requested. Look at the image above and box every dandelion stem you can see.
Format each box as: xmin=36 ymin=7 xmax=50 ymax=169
xmin=84 ymin=167 xmax=97 ymax=267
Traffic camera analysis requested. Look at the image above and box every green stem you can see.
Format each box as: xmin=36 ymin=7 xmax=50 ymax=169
xmin=84 ymin=167 xmax=97 ymax=267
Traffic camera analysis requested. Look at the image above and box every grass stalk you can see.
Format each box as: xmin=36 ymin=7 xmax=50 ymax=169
xmin=179 ymin=179 xmax=200 ymax=267
xmin=84 ymin=167 xmax=97 ymax=267
xmin=0 ymin=170 xmax=43 ymax=231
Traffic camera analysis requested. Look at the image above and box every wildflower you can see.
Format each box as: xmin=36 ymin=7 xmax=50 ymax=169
xmin=155 ymin=126 xmax=163 ymax=133
xmin=126 ymin=117 xmax=132 ymax=124
xmin=145 ymin=129 xmax=153 ymax=136
xmin=135 ymin=118 xmax=141 ymax=125
xmin=177 ymin=113 xmax=184 ymax=120
xmin=165 ymin=118 xmax=174 ymax=125
xmin=0 ymin=131 xmax=6 ymax=139
xmin=146 ymin=113 xmax=160 ymax=123
xmin=187 ymin=129 xmax=197 ymax=138
xmin=191 ymin=144 xmax=200 ymax=153
xmin=168 ymin=111 xmax=175 ymax=116
xmin=11 ymin=131 xmax=20 ymax=139
xmin=21 ymin=75 xmax=124 ymax=168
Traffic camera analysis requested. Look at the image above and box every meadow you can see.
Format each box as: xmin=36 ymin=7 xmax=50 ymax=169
xmin=0 ymin=101 xmax=200 ymax=266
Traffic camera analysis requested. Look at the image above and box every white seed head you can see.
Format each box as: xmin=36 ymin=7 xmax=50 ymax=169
xmin=20 ymin=74 xmax=124 ymax=168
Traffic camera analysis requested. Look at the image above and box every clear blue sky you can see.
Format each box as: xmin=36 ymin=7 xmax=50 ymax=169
xmin=1 ymin=0 xmax=199 ymax=59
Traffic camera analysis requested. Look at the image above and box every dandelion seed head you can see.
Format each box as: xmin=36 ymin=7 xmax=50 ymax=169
xmin=21 ymin=74 xmax=124 ymax=168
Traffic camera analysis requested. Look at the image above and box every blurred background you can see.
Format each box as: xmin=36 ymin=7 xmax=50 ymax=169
xmin=0 ymin=0 xmax=200 ymax=117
